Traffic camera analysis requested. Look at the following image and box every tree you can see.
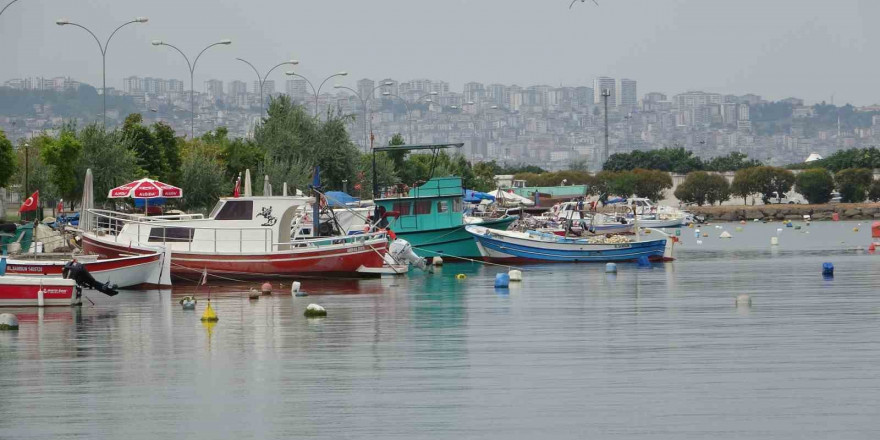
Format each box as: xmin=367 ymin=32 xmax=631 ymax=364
xmin=675 ymin=171 xmax=730 ymax=206
xmin=152 ymin=122 xmax=181 ymax=183
xmin=471 ymin=161 xmax=497 ymax=192
xmin=730 ymin=167 xmax=756 ymax=204
xmin=703 ymin=152 xmax=762 ymax=172
xmin=834 ymin=168 xmax=874 ymax=203
xmin=794 ymin=168 xmax=834 ymax=204
xmin=15 ymin=134 xmax=58 ymax=204
xmin=0 ymin=129 xmax=16 ymax=188
xmin=41 ymin=127 xmax=83 ymax=203
xmin=747 ymin=166 xmax=795 ymax=203
xmin=631 ymin=169 xmax=673 ymax=201
xmin=177 ymin=140 xmax=229 ymax=211
xmin=869 ymin=179 xmax=880 ymax=202
xmin=222 ymin=138 xmax=265 ymax=182
xmin=77 ymin=124 xmax=143 ymax=204
xmin=122 ymin=113 xmax=163 ymax=177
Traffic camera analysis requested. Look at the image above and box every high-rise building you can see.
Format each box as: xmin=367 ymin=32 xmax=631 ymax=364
xmin=286 ymin=78 xmax=309 ymax=100
xmin=167 ymin=79 xmax=185 ymax=93
xmin=229 ymin=80 xmax=247 ymax=97
xmin=123 ymin=76 xmax=142 ymax=95
xmin=487 ymin=83 xmax=507 ymax=107
xmin=263 ymin=80 xmax=275 ymax=95
xmin=593 ymin=77 xmax=616 ymax=106
xmin=357 ymin=78 xmax=375 ymax=101
xmin=205 ymin=79 xmax=224 ymax=97
xmin=616 ymin=78 xmax=637 ymax=110
xmin=463 ymin=82 xmax=485 ymax=103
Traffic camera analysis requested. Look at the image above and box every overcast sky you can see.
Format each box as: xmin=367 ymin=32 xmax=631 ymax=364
xmin=1 ymin=0 xmax=877 ymax=105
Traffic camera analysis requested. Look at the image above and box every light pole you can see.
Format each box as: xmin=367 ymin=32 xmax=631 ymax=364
xmin=152 ymin=39 xmax=232 ymax=139
xmin=602 ymin=88 xmax=611 ymax=166
xmin=236 ymin=58 xmax=298 ymax=119
xmin=56 ymin=17 xmax=148 ymax=127
xmin=334 ymin=81 xmax=393 ymax=152
xmin=381 ymin=91 xmax=413 ymax=143
xmin=285 ymin=71 xmax=348 ymax=117
xmin=1 ymin=0 xmax=20 ymax=19
xmin=411 ymin=92 xmax=438 ymax=143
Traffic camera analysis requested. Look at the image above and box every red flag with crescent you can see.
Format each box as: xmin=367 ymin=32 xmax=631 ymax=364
xmin=19 ymin=191 xmax=39 ymax=213
xmin=233 ymin=177 xmax=241 ymax=198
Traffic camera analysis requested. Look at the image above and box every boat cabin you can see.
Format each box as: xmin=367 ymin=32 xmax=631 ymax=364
xmin=374 ymin=177 xmax=464 ymax=233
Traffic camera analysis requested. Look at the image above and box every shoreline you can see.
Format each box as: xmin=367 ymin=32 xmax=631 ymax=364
xmin=686 ymin=202 xmax=880 ymax=222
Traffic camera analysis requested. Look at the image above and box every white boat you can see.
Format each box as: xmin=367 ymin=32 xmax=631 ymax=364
xmin=608 ymin=198 xmax=692 ymax=228
xmin=4 ymin=248 xmax=171 ymax=288
xmin=81 ymin=196 xmax=389 ymax=279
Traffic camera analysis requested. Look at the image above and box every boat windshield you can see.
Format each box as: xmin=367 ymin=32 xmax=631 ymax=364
xmin=214 ymin=200 xmax=254 ymax=220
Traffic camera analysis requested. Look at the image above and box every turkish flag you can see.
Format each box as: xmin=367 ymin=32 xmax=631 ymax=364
xmin=233 ymin=177 xmax=241 ymax=198
xmin=19 ymin=191 xmax=39 ymax=213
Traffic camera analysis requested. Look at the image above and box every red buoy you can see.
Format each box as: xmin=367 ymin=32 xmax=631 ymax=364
xmin=261 ymin=282 xmax=272 ymax=295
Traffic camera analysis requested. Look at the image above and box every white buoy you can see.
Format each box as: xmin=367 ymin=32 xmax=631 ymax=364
xmin=304 ymin=303 xmax=327 ymax=317
xmin=248 ymin=288 xmax=261 ymax=300
xmin=771 ymin=236 xmax=779 ymax=246
xmin=605 ymin=262 xmax=618 ymax=273
xmin=776 ymin=228 xmax=783 ymax=235
xmin=696 ymin=240 xmax=703 ymax=245
xmin=37 ymin=288 xmax=44 ymax=308
xmin=291 ymin=281 xmax=301 ymax=295
xmin=432 ymin=256 xmax=444 ymax=266
xmin=508 ymin=269 xmax=523 ymax=282
xmin=736 ymin=294 xmax=752 ymax=306
xmin=719 ymin=231 xmax=732 ymax=239
xmin=0 ymin=313 xmax=19 ymax=330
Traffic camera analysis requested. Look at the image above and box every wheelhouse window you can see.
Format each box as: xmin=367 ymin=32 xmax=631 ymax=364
xmin=437 ymin=201 xmax=449 ymax=213
xmin=148 ymin=227 xmax=194 ymax=243
xmin=453 ymin=197 xmax=462 ymax=213
xmin=392 ymin=202 xmax=411 ymax=216
xmin=415 ymin=200 xmax=432 ymax=215
xmin=214 ymin=200 xmax=253 ymax=220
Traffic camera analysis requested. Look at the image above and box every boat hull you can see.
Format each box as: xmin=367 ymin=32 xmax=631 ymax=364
xmin=4 ymin=252 xmax=170 ymax=288
xmin=395 ymin=216 xmax=517 ymax=260
xmin=0 ymin=277 xmax=79 ymax=307
xmin=81 ymin=233 xmax=388 ymax=279
xmin=466 ymin=226 xmax=670 ymax=263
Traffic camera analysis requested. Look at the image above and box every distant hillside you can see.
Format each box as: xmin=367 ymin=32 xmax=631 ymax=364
xmin=0 ymin=85 xmax=141 ymax=120
xmin=751 ymin=102 xmax=880 ymax=137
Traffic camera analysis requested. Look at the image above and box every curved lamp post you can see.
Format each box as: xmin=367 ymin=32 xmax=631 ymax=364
xmin=56 ymin=17 xmax=148 ymax=127
xmin=236 ymin=58 xmax=298 ymax=118
xmin=1 ymin=0 xmax=21 ymax=19
xmin=285 ymin=71 xmax=347 ymax=117
xmin=334 ymin=81 xmax=394 ymax=152
xmin=152 ymin=39 xmax=231 ymax=138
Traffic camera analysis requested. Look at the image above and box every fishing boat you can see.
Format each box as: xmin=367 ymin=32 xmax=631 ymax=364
xmin=4 ymin=248 xmax=171 ymax=288
xmin=81 ymin=195 xmax=389 ymax=279
xmin=465 ymin=225 xmax=674 ymax=263
xmin=0 ymin=276 xmax=81 ymax=307
xmin=608 ymin=197 xmax=693 ymax=228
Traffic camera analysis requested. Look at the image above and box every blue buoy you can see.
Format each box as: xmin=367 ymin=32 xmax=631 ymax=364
xmin=605 ymin=262 xmax=618 ymax=273
xmin=494 ymin=273 xmax=510 ymax=288
xmin=637 ymin=256 xmax=651 ymax=267
xmin=822 ymin=262 xmax=834 ymax=277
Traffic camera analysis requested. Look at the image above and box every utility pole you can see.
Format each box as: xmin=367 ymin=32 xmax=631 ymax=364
xmin=602 ymin=88 xmax=611 ymax=166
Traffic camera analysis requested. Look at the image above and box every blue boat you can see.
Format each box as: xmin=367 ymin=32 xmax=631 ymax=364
xmin=465 ymin=225 xmax=674 ymax=263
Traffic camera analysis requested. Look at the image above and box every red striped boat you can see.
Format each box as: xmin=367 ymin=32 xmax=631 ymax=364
xmin=4 ymin=250 xmax=170 ymax=288
xmin=0 ymin=277 xmax=79 ymax=307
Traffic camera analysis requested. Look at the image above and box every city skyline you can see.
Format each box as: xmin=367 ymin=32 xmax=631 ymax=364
xmin=1 ymin=0 xmax=878 ymax=105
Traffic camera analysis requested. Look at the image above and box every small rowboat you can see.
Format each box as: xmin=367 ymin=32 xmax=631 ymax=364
xmin=0 ymin=276 xmax=80 ymax=307
xmin=3 ymin=248 xmax=171 ymax=288
xmin=465 ymin=225 xmax=674 ymax=263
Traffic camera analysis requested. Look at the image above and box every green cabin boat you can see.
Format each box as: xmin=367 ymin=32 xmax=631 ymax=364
xmin=375 ymin=176 xmax=516 ymax=259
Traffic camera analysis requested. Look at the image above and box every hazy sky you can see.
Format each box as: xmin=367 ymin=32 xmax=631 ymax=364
xmin=1 ymin=0 xmax=877 ymax=105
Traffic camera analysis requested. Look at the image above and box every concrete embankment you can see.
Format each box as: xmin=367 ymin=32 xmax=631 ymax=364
xmin=687 ymin=203 xmax=880 ymax=222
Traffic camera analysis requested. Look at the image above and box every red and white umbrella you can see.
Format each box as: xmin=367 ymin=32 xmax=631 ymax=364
xmin=108 ymin=178 xmax=182 ymax=199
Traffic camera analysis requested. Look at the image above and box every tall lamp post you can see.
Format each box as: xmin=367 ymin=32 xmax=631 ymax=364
xmin=235 ymin=58 xmax=298 ymax=118
xmin=285 ymin=71 xmax=348 ymax=117
xmin=56 ymin=17 xmax=148 ymax=127
xmin=602 ymin=88 xmax=611 ymax=166
xmin=1 ymin=0 xmax=20 ymax=20
xmin=381 ymin=92 xmax=413 ymax=143
xmin=152 ymin=39 xmax=232 ymax=139
xmin=334 ymin=81 xmax=393 ymax=152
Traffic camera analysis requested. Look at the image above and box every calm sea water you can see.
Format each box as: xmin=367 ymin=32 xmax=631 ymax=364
xmin=2 ymin=221 xmax=880 ymax=439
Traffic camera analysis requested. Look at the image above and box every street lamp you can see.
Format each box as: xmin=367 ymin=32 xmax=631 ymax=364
xmin=334 ymin=81 xmax=395 ymax=152
xmin=285 ymin=71 xmax=347 ymax=117
xmin=236 ymin=58 xmax=298 ymax=119
xmin=381 ymin=91 xmax=412 ymax=143
xmin=0 ymin=0 xmax=20 ymax=19
xmin=152 ymin=39 xmax=231 ymax=138
xmin=56 ymin=16 xmax=148 ymax=127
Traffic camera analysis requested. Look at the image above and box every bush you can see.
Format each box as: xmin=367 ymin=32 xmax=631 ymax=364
xmin=835 ymin=168 xmax=874 ymax=203
xmin=674 ymin=171 xmax=730 ymax=206
xmin=868 ymin=179 xmax=880 ymax=202
xmin=794 ymin=168 xmax=834 ymax=204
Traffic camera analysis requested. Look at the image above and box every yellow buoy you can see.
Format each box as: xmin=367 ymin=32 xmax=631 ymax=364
xmin=455 ymin=273 xmax=467 ymax=280
xmin=200 ymin=300 xmax=219 ymax=322
xmin=854 ymin=228 xmax=860 ymax=232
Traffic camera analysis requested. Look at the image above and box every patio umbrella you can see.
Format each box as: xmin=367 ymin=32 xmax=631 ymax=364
xmin=108 ymin=177 xmax=182 ymax=214
xmin=79 ymin=168 xmax=94 ymax=231
xmin=244 ymin=169 xmax=253 ymax=197
xmin=283 ymin=182 xmax=288 ymax=197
